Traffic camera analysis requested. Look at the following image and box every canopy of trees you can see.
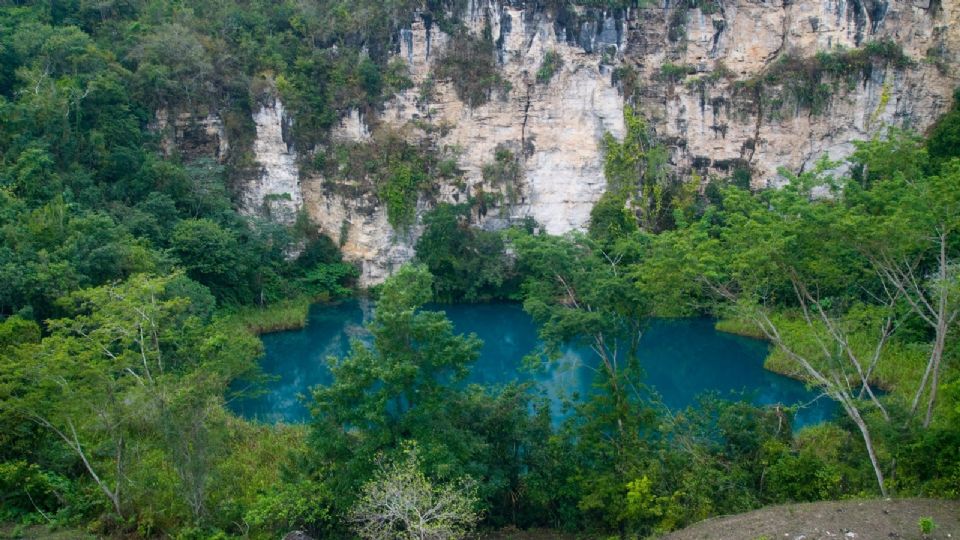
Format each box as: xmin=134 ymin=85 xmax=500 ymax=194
xmin=0 ymin=1 xmax=957 ymax=538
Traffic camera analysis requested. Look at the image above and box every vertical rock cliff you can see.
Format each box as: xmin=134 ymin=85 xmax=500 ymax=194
xmin=242 ymin=98 xmax=303 ymax=225
xmin=189 ymin=0 xmax=956 ymax=285
xmin=628 ymin=0 xmax=958 ymax=184
xmin=304 ymin=1 xmax=630 ymax=284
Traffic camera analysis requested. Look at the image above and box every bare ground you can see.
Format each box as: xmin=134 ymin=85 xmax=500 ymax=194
xmin=0 ymin=523 xmax=97 ymax=539
xmin=659 ymin=498 xmax=960 ymax=540
xmin=3 ymin=499 xmax=956 ymax=540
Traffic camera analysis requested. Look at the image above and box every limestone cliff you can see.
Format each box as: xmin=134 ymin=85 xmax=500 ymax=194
xmin=242 ymin=98 xmax=303 ymax=225
xmin=628 ymin=0 xmax=959 ymax=184
xmin=184 ymin=0 xmax=957 ymax=286
xmin=305 ymin=2 xmax=630 ymax=284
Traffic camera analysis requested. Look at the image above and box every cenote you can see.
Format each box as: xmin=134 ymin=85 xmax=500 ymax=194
xmin=230 ymin=300 xmax=836 ymax=428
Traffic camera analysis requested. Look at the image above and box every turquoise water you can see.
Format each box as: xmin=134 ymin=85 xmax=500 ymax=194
xmin=229 ymin=300 xmax=835 ymax=427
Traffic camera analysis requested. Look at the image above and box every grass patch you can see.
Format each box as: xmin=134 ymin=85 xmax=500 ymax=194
xmin=220 ymin=296 xmax=313 ymax=335
xmin=0 ymin=524 xmax=97 ymax=539
xmin=762 ymin=323 xmax=928 ymax=398
xmin=715 ymin=317 xmax=766 ymax=339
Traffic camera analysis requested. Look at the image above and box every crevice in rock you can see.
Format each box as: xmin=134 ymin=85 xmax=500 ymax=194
xmin=761 ymin=2 xmax=790 ymax=66
xmin=748 ymin=88 xmax=763 ymax=163
xmin=520 ymin=82 xmax=534 ymax=157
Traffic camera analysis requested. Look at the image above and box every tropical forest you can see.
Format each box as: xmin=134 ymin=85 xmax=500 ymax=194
xmin=0 ymin=0 xmax=958 ymax=539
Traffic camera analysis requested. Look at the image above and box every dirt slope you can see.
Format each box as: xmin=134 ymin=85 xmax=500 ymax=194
xmin=660 ymin=498 xmax=959 ymax=540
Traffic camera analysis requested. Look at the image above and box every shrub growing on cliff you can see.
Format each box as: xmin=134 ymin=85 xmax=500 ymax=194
xmin=318 ymin=128 xmax=462 ymax=231
xmin=658 ymin=63 xmax=696 ymax=83
xmin=434 ymin=29 xmax=508 ymax=107
xmin=481 ymin=145 xmax=523 ymax=205
xmin=734 ymin=40 xmax=912 ymax=116
xmin=536 ymin=50 xmax=564 ymax=84
xmin=602 ymin=106 xmax=685 ymax=231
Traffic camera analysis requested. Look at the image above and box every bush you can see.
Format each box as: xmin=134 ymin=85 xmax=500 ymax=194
xmin=734 ymin=40 xmax=912 ymax=116
xmin=481 ymin=145 xmax=522 ymax=205
xmin=658 ymin=63 xmax=696 ymax=83
xmin=926 ymin=88 xmax=960 ymax=172
xmin=414 ymin=203 xmax=515 ymax=302
xmin=536 ymin=50 xmax=563 ymax=84
xmin=434 ymin=30 xmax=508 ymax=107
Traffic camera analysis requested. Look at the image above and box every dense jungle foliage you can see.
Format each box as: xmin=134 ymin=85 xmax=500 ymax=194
xmin=0 ymin=1 xmax=958 ymax=539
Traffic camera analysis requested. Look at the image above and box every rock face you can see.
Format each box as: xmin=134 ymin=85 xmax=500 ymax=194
xmin=241 ymin=0 xmax=957 ymax=285
xmin=242 ymin=97 xmax=303 ymax=225
xmin=628 ymin=0 xmax=959 ymax=185
xmin=305 ymin=2 xmax=629 ymax=284
xmin=377 ymin=3 xmax=627 ymax=236
xmin=152 ymin=108 xmax=228 ymax=163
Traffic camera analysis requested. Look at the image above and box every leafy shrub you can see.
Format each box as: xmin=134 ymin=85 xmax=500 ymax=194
xmin=414 ymin=203 xmax=516 ymax=302
xmin=481 ymin=145 xmax=522 ymax=205
xmin=320 ymin=129 xmax=461 ymax=230
xmin=536 ymin=50 xmax=564 ymax=84
xmin=434 ymin=30 xmax=508 ymax=107
xmin=244 ymin=480 xmax=337 ymax=538
xmin=658 ymin=63 xmax=696 ymax=83
xmin=734 ymin=40 xmax=912 ymax=116
xmin=926 ymin=88 xmax=960 ymax=172
xmin=0 ymin=461 xmax=71 ymax=521
xmin=350 ymin=446 xmax=479 ymax=540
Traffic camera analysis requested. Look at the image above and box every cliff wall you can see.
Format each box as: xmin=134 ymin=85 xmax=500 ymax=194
xmin=169 ymin=0 xmax=958 ymax=285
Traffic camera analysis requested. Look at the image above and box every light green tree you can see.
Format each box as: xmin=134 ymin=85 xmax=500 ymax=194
xmin=350 ymin=444 xmax=479 ymax=540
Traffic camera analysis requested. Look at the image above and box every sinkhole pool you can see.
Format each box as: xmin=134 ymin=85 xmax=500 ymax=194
xmin=229 ymin=300 xmax=835 ymax=428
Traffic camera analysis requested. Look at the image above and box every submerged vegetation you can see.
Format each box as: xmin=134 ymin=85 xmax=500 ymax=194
xmin=0 ymin=1 xmax=958 ymax=539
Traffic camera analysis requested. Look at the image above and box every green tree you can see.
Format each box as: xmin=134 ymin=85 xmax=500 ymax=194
xmin=171 ymin=218 xmax=244 ymax=301
xmin=415 ymin=203 xmax=513 ymax=302
xmin=0 ymin=274 xmax=259 ymax=520
xmin=309 ymin=265 xmax=481 ymax=508
xmin=511 ymin=231 xmax=657 ymax=535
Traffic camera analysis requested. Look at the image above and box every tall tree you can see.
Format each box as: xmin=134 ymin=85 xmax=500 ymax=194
xmin=309 ymin=265 xmax=482 ymax=506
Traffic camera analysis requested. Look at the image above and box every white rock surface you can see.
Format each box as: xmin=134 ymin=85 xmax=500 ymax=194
xmin=269 ymin=0 xmax=958 ymax=285
xmin=243 ymin=98 xmax=303 ymax=224
xmin=630 ymin=0 xmax=959 ymax=186
xmin=305 ymin=3 xmax=627 ymax=283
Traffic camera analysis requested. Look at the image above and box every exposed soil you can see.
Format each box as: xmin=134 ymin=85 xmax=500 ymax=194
xmin=0 ymin=524 xmax=96 ymax=539
xmin=659 ymin=498 xmax=960 ymax=540
xmin=4 ymin=499 xmax=955 ymax=540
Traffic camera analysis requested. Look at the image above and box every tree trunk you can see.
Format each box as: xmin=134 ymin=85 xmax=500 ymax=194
xmin=923 ymin=326 xmax=945 ymax=427
xmin=845 ymin=401 xmax=887 ymax=497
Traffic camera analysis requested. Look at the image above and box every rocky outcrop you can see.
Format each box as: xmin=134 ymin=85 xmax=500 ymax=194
xmin=628 ymin=0 xmax=958 ymax=184
xmin=304 ymin=2 xmax=628 ymax=284
xmin=242 ymin=97 xmax=303 ymax=225
xmin=300 ymin=184 xmax=418 ymax=286
xmin=241 ymin=0 xmax=957 ymax=285
xmin=152 ymin=108 xmax=228 ymax=163
xmin=381 ymin=4 xmax=626 ymax=235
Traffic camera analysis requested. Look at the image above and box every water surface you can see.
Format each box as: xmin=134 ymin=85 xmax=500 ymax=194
xmin=230 ymin=301 xmax=835 ymax=427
